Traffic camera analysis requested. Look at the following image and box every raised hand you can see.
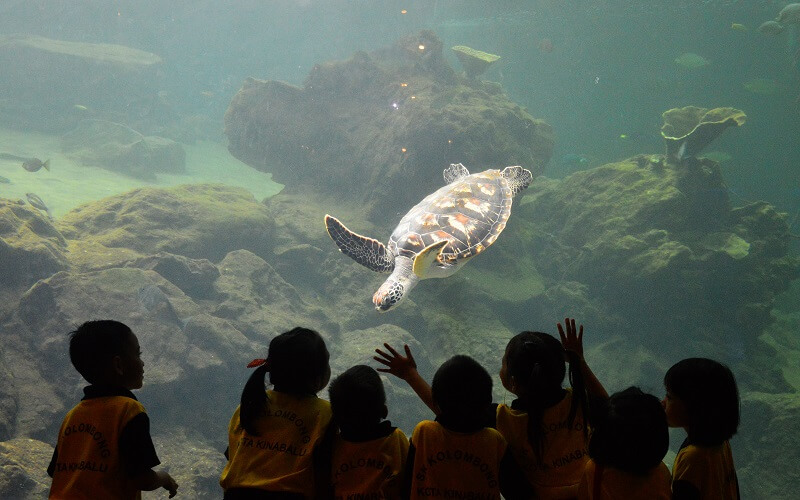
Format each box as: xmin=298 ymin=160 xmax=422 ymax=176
xmin=557 ymin=317 xmax=584 ymax=360
xmin=374 ymin=343 xmax=417 ymax=380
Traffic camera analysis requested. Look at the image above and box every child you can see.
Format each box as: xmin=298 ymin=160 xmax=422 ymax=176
xmin=375 ymin=318 xmax=606 ymax=499
xmin=48 ymin=320 xmax=178 ymax=499
xmin=663 ymin=358 xmax=740 ymax=499
xmin=328 ymin=365 xmax=409 ymax=499
xmin=403 ymin=355 xmax=532 ymax=499
xmin=577 ymin=387 xmax=671 ymax=499
xmin=220 ymin=327 xmax=333 ymax=499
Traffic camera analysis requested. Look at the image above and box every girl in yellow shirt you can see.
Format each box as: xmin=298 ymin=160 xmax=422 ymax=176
xmin=663 ymin=358 xmax=740 ymax=500
xmin=220 ymin=327 xmax=333 ymax=499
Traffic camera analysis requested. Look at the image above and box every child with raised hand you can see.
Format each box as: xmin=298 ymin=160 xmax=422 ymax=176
xmin=403 ymin=355 xmax=533 ymax=499
xmin=663 ymin=358 xmax=740 ymax=500
xmin=220 ymin=327 xmax=334 ymax=500
xmin=328 ymin=365 xmax=409 ymax=500
xmin=375 ymin=318 xmax=606 ymax=499
xmin=48 ymin=320 xmax=178 ymax=499
xmin=577 ymin=387 xmax=671 ymax=499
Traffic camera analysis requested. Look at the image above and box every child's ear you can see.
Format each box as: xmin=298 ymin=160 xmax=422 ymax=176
xmin=381 ymin=404 xmax=389 ymax=420
xmin=112 ymin=355 xmax=125 ymax=376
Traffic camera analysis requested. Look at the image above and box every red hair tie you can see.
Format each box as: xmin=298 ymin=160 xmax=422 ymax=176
xmin=247 ymin=358 xmax=269 ymax=369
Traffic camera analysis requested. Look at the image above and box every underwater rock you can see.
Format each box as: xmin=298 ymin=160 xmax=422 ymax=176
xmin=451 ymin=45 xmax=501 ymax=78
xmin=512 ymin=156 xmax=798 ymax=350
xmin=61 ymin=119 xmax=185 ymax=179
xmin=225 ymin=30 xmax=553 ymax=221
xmin=776 ymin=3 xmax=800 ymax=25
xmin=660 ymin=106 xmax=746 ymax=162
xmin=738 ymin=392 xmax=800 ymax=498
xmin=56 ymin=184 xmax=274 ymax=262
xmin=212 ymin=249 xmax=314 ymax=338
xmin=0 ymin=198 xmax=68 ymax=288
xmin=0 ymin=35 xmax=163 ymax=133
xmin=757 ymin=20 xmax=785 ymax=35
xmin=0 ymin=437 xmax=53 ymax=498
xmin=127 ymin=252 xmax=220 ymax=300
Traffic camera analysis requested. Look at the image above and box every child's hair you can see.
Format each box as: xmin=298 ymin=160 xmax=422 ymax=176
xmin=505 ymin=331 xmax=589 ymax=460
xmin=328 ymin=365 xmax=386 ymax=434
xmin=664 ymin=357 xmax=739 ymax=446
xmin=431 ymin=355 xmax=492 ymax=428
xmin=240 ymin=327 xmax=330 ymax=435
xmin=69 ymin=320 xmax=134 ymax=384
xmin=588 ymin=386 xmax=668 ymax=476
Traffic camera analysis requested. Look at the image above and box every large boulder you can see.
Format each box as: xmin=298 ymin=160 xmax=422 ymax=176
xmin=0 ymin=438 xmax=53 ymax=498
xmin=0 ymin=199 xmax=68 ymax=288
xmin=56 ymin=184 xmax=275 ymax=262
xmin=61 ymin=120 xmax=186 ymax=179
xmin=0 ymin=35 xmax=163 ymax=133
xmin=225 ymin=31 xmax=553 ymax=221
xmin=502 ymin=155 xmax=799 ymax=356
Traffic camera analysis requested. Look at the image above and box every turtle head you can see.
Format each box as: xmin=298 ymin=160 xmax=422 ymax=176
xmin=373 ymin=258 xmax=419 ymax=312
xmin=373 ymin=280 xmax=405 ymax=312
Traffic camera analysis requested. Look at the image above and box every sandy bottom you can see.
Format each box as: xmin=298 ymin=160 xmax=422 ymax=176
xmin=0 ymin=127 xmax=283 ymax=218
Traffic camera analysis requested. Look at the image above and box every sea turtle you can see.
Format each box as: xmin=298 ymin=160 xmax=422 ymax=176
xmin=324 ymin=163 xmax=532 ymax=311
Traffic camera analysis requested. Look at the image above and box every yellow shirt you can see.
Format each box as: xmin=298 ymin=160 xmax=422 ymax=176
xmin=220 ymin=390 xmax=332 ymax=497
xmin=49 ymin=396 xmax=146 ymax=500
xmin=410 ymin=420 xmax=507 ymax=500
xmin=672 ymin=441 xmax=738 ymax=499
xmin=577 ymin=459 xmax=671 ymax=499
xmin=331 ymin=427 xmax=409 ymax=500
xmin=496 ymin=389 xmax=589 ymax=499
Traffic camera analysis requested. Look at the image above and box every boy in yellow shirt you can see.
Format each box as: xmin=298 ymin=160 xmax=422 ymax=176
xmin=48 ymin=320 xmax=178 ymax=499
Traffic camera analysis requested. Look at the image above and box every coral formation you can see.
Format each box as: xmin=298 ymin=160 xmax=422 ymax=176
xmin=451 ymin=45 xmax=501 ymax=78
xmin=224 ymin=31 xmax=553 ymax=221
xmin=660 ymin=106 xmax=746 ymax=162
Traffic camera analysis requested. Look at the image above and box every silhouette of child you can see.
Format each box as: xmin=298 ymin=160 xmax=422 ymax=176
xmin=400 ymin=354 xmax=532 ymax=499
xmin=663 ymin=358 xmax=740 ymax=499
xmin=48 ymin=320 xmax=178 ymax=499
xmin=376 ymin=318 xmax=606 ymax=499
xmin=578 ymin=387 xmax=671 ymax=499
xmin=220 ymin=327 xmax=333 ymax=499
xmin=328 ymin=364 xmax=409 ymax=499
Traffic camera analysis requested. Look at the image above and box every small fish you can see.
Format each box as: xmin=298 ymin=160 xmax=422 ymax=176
xmin=731 ymin=23 xmax=748 ymax=32
xmin=743 ymin=78 xmax=781 ymax=95
xmin=538 ymin=38 xmax=553 ymax=54
xmin=757 ymin=20 xmax=785 ymax=35
xmin=22 ymin=158 xmax=50 ymax=172
xmin=674 ymin=52 xmax=710 ymax=69
xmin=73 ymin=104 xmax=88 ymax=111
xmin=25 ymin=192 xmax=53 ymax=220
xmin=777 ymin=3 xmax=800 ymax=25
xmin=676 ymin=141 xmax=689 ymax=162
xmin=0 ymin=175 xmax=10 ymax=183
xmin=200 ymin=90 xmax=214 ymax=98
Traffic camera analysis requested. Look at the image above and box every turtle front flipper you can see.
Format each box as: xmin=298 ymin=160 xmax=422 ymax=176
xmin=324 ymin=214 xmax=394 ymax=273
xmin=501 ymin=166 xmax=533 ymax=196
xmin=412 ymin=239 xmax=449 ymax=278
xmin=443 ymin=163 xmax=470 ymax=184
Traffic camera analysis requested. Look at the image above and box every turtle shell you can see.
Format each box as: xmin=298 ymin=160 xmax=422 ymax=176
xmin=388 ymin=169 xmax=513 ymax=264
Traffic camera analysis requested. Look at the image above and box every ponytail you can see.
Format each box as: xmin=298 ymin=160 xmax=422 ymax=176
xmin=240 ymin=363 xmax=270 ymax=436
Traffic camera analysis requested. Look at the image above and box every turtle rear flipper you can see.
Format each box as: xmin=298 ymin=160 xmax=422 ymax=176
xmin=324 ymin=214 xmax=394 ymax=273
xmin=501 ymin=166 xmax=533 ymax=196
